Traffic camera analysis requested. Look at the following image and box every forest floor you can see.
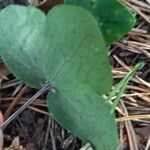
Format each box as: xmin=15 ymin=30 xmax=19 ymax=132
xmin=0 ymin=0 xmax=150 ymax=150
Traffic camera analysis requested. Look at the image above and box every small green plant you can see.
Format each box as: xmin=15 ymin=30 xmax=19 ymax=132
xmin=0 ymin=1 xmax=135 ymax=150
xmin=108 ymin=62 xmax=144 ymax=114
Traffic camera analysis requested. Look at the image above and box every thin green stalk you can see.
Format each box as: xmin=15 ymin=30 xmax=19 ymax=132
xmin=107 ymin=62 xmax=144 ymax=114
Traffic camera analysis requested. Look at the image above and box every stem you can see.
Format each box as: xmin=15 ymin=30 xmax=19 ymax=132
xmin=0 ymin=82 xmax=53 ymax=130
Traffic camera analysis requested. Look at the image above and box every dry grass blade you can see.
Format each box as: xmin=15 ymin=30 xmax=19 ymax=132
xmin=0 ymin=111 xmax=4 ymax=150
xmin=28 ymin=106 xmax=49 ymax=116
xmin=124 ymin=1 xmax=150 ymax=24
xmin=80 ymin=143 xmax=93 ymax=150
xmin=121 ymin=101 xmax=139 ymax=150
xmin=0 ymin=128 xmax=3 ymax=150
xmin=127 ymin=0 xmax=150 ymax=10
xmin=147 ymin=0 xmax=150 ymax=4
xmin=4 ymin=85 xmax=27 ymax=119
xmin=116 ymin=114 xmax=150 ymax=122
xmin=145 ymin=136 xmax=150 ymax=150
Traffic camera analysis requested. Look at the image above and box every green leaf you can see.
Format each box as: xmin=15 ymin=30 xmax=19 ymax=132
xmin=47 ymin=86 xmax=117 ymax=150
xmin=44 ymin=5 xmax=117 ymax=149
xmin=64 ymin=0 xmax=136 ymax=44
xmin=0 ymin=5 xmax=117 ymax=149
xmin=0 ymin=6 xmax=47 ymax=88
xmin=43 ymin=4 xmax=112 ymax=94
xmin=0 ymin=4 xmax=113 ymax=94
